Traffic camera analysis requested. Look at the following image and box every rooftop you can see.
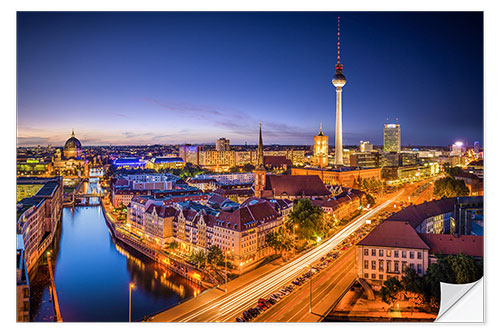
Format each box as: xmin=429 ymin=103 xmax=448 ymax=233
xmin=263 ymin=174 xmax=331 ymax=197
xmin=418 ymin=233 xmax=483 ymax=257
xmin=357 ymin=221 xmax=430 ymax=250
xmin=385 ymin=198 xmax=456 ymax=228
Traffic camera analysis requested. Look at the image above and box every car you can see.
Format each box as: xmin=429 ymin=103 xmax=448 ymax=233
xmin=248 ymin=308 xmax=259 ymax=317
xmin=253 ymin=306 xmax=263 ymax=314
xmin=259 ymin=298 xmax=267 ymax=303
xmin=279 ymin=288 xmax=289 ymax=295
xmin=236 ymin=317 xmax=246 ymax=322
xmin=242 ymin=311 xmax=252 ymax=321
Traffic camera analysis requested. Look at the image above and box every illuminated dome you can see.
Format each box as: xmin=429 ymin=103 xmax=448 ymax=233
xmin=63 ymin=130 xmax=82 ymax=159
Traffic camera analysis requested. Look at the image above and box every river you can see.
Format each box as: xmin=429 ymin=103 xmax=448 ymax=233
xmin=29 ymin=179 xmax=202 ymax=322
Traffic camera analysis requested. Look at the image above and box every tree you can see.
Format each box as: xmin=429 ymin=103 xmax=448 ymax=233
xmin=286 ymin=199 xmax=324 ymax=241
xmin=442 ymin=163 xmax=462 ymax=178
xmin=380 ymin=277 xmax=402 ymax=305
xmin=365 ymin=194 xmax=376 ymax=207
xmin=433 ymin=177 xmax=469 ymax=198
xmin=447 ymin=253 xmax=477 ymax=284
xmin=166 ymin=241 xmax=179 ymax=251
xmin=189 ymin=250 xmax=207 ymax=269
xmin=265 ymin=227 xmax=294 ymax=256
xmin=207 ymin=245 xmax=224 ymax=266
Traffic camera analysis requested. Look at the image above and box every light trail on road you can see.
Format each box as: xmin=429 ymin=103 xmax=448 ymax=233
xmin=177 ymin=189 xmax=406 ymax=322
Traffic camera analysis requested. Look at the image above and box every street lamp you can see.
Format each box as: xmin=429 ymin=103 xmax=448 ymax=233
xmin=129 ymin=282 xmax=135 ymax=322
xmin=225 ymin=250 xmax=231 ymax=292
xmin=306 ymin=264 xmax=312 ymax=313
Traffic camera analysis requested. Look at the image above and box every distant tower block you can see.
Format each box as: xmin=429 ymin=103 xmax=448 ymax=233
xmin=313 ymin=124 xmax=329 ymax=168
xmin=332 ymin=16 xmax=347 ymax=166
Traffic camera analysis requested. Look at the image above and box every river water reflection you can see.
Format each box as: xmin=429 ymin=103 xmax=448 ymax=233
xmin=30 ymin=203 xmax=202 ymax=322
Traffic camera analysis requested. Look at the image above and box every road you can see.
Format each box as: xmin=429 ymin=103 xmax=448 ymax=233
xmin=151 ymin=186 xmax=408 ymax=322
xmin=255 ymin=247 xmax=357 ymax=322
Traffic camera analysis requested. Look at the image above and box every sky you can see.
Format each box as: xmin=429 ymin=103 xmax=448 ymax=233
xmin=17 ymin=12 xmax=483 ymax=147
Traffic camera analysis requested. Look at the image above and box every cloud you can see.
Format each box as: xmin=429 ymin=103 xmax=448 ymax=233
xmin=143 ymin=98 xmax=225 ymax=118
xmin=17 ymin=136 xmax=51 ymax=145
xmin=110 ymin=112 xmax=131 ymax=119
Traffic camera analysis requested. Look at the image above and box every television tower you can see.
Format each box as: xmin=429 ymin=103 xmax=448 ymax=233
xmin=332 ymin=16 xmax=347 ymax=166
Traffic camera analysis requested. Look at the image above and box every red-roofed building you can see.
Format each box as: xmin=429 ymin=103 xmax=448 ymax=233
xmin=263 ymin=155 xmax=292 ymax=171
xmin=312 ymin=188 xmax=365 ymax=221
xmin=256 ymin=174 xmax=331 ymax=200
xmin=418 ymin=233 xmax=483 ymax=262
xmin=170 ymin=199 xmax=290 ymax=270
xmin=456 ymin=171 xmax=483 ymax=196
xmin=143 ymin=204 xmax=177 ymax=246
xmin=358 ymin=221 xmax=430 ymax=283
xmin=385 ymin=198 xmax=456 ymax=234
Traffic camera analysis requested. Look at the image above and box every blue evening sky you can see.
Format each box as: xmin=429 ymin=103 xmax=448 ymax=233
xmin=17 ymin=12 xmax=483 ymax=147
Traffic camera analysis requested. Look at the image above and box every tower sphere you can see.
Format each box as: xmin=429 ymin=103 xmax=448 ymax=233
xmin=332 ymin=66 xmax=347 ymax=87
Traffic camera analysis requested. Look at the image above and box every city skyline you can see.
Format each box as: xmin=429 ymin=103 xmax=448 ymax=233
xmin=17 ymin=12 xmax=483 ymax=147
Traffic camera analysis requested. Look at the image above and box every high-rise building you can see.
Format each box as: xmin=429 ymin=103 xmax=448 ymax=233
xmin=451 ymin=141 xmax=465 ymax=156
xmin=313 ymin=124 xmax=329 ymax=168
xmin=216 ymin=138 xmax=230 ymax=151
xmin=178 ymin=145 xmax=202 ymax=165
xmin=384 ymin=124 xmax=401 ymax=153
xmin=332 ymin=17 xmax=347 ymax=166
xmin=473 ymin=141 xmax=480 ymax=154
xmin=359 ymin=141 xmax=373 ymax=152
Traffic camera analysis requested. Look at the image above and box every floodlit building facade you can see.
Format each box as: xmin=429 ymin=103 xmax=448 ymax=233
xmin=383 ymin=124 xmax=401 ymax=153
xmin=313 ymin=125 xmax=329 ymax=168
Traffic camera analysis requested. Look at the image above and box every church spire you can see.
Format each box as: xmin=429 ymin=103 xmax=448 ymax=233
xmin=319 ymin=123 xmax=324 ymax=136
xmin=257 ymin=122 xmax=264 ymax=168
xmin=71 ymin=128 xmax=75 ymax=137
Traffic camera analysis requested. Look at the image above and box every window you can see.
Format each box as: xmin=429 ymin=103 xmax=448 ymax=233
xmin=379 ymin=261 xmax=384 ymax=271
xmin=394 ymin=250 xmax=399 ymax=258
xmin=417 ymin=264 xmax=422 ymax=274
xmin=379 ymin=249 xmax=384 ymax=257
xmin=371 ymin=261 xmax=376 ymax=270
xmin=410 ymin=263 xmax=415 ymax=270
xmin=410 ymin=251 xmax=415 ymax=259
xmin=402 ymin=251 xmax=407 ymax=258
xmin=371 ymin=273 xmax=376 ymax=279
xmin=364 ymin=260 xmax=369 ymax=269
xmin=386 ymin=261 xmax=391 ymax=272
xmin=417 ymin=252 xmax=422 ymax=259
xmin=386 ymin=250 xmax=391 ymax=257
xmin=364 ymin=273 xmax=368 ymax=278
xmin=379 ymin=274 xmax=384 ymax=280
xmin=364 ymin=249 xmax=369 ymax=256
xmin=371 ymin=249 xmax=376 ymax=256
xmin=394 ymin=261 xmax=399 ymax=273
xmin=23 ymin=302 xmax=29 ymax=311
xmin=402 ymin=262 xmax=407 ymax=272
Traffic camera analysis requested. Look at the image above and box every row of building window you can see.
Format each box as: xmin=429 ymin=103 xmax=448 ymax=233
xmin=363 ymin=260 xmax=422 ymax=274
xmin=363 ymin=248 xmax=421 ymax=259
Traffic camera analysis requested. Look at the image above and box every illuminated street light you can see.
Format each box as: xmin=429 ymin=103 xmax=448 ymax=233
xmin=129 ymin=282 xmax=135 ymax=322
xmin=306 ymin=264 xmax=313 ymax=313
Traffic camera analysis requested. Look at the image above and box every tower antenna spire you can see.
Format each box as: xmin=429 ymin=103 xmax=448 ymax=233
xmin=337 ymin=16 xmax=341 ymax=64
